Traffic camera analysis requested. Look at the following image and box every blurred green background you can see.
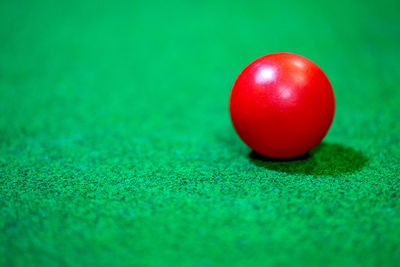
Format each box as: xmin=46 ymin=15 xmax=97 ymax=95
xmin=1 ymin=0 xmax=399 ymax=266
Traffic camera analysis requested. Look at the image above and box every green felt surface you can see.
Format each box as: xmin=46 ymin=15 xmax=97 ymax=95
xmin=1 ymin=0 xmax=400 ymax=266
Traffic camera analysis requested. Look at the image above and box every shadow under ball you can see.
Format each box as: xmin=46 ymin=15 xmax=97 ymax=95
xmin=229 ymin=52 xmax=335 ymax=159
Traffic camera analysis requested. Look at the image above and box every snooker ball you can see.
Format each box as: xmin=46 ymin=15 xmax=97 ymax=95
xmin=229 ymin=52 xmax=335 ymax=158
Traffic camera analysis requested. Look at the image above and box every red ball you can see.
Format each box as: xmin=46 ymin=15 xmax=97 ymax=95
xmin=229 ymin=52 xmax=335 ymax=158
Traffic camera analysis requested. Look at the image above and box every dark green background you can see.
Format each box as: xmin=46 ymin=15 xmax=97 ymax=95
xmin=1 ymin=0 xmax=399 ymax=266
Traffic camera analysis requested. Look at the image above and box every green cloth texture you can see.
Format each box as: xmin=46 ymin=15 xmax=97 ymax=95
xmin=1 ymin=0 xmax=399 ymax=266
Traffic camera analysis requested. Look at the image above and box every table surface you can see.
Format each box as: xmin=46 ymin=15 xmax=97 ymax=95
xmin=1 ymin=0 xmax=399 ymax=266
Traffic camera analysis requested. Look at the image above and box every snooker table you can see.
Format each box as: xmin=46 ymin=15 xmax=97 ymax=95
xmin=1 ymin=0 xmax=399 ymax=266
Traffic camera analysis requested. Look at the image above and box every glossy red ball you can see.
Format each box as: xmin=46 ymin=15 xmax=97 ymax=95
xmin=229 ymin=52 xmax=335 ymax=158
